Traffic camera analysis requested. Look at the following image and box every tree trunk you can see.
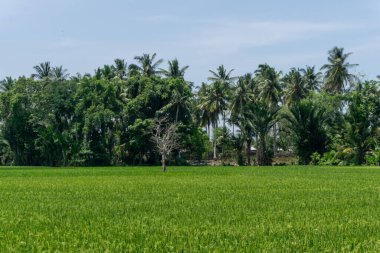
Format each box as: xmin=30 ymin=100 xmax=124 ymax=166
xmin=207 ymin=123 xmax=211 ymax=140
xmin=246 ymin=138 xmax=252 ymax=166
xmin=162 ymin=155 xmax=167 ymax=172
xmin=175 ymin=105 xmax=179 ymax=123
xmin=257 ymin=134 xmax=267 ymax=166
xmin=273 ymin=123 xmax=277 ymax=155
xmin=213 ymin=122 xmax=218 ymax=160
xmin=223 ymin=112 xmax=226 ymax=129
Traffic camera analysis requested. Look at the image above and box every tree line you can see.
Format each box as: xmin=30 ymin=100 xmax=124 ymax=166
xmin=0 ymin=47 xmax=379 ymax=166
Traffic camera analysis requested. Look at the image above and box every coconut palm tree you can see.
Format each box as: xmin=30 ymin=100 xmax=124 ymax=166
xmin=159 ymin=81 xmax=192 ymax=123
xmin=301 ymin=66 xmax=322 ymax=92
xmin=51 ymin=66 xmax=69 ymax=81
xmin=101 ymin=65 xmax=115 ymax=80
xmin=255 ymin=64 xmax=282 ymax=153
xmin=321 ymin=47 xmax=358 ymax=94
xmin=198 ymin=81 xmax=228 ymax=159
xmin=230 ymin=74 xmax=256 ymax=136
xmin=208 ymin=65 xmax=236 ymax=130
xmin=233 ymin=105 xmax=255 ymax=165
xmin=255 ymin=64 xmax=282 ymax=107
xmin=160 ymin=59 xmax=189 ymax=78
xmin=208 ymin=65 xmax=237 ymax=85
xmin=0 ymin=77 xmax=15 ymax=92
xmin=283 ymin=68 xmax=308 ymax=106
xmin=196 ymin=83 xmax=212 ymax=138
xmin=32 ymin=62 xmax=52 ymax=79
xmin=133 ymin=53 xmax=163 ymax=77
xmin=113 ymin=58 xmax=128 ymax=79
xmin=230 ymin=74 xmax=255 ymax=115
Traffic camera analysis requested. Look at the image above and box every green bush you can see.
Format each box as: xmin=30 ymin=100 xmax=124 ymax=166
xmin=365 ymin=149 xmax=380 ymax=166
xmin=310 ymin=152 xmax=321 ymax=165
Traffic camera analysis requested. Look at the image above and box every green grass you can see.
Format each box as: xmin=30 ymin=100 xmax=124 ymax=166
xmin=0 ymin=166 xmax=380 ymax=252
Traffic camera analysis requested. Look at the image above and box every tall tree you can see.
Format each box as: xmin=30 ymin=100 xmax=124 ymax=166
xmin=230 ymin=74 xmax=256 ymax=164
xmin=113 ymin=58 xmax=128 ymax=79
xmin=301 ymin=66 xmax=322 ymax=92
xmin=101 ymin=65 xmax=115 ymax=80
xmin=0 ymin=77 xmax=15 ymax=92
xmin=321 ymin=47 xmax=358 ymax=94
xmin=198 ymin=81 xmax=228 ymax=159
xmin=255 ymin=64 xmax=282 ymax=153
xmin=255 ymin=64 xmax=282 ymax=108
xmin=160 ymin=59 xmax=189 ymax=78
xmin=51 ymin=66 xmax=69 ymax=81
xmin=32 ymin=62 xmax=52 ymax=79
xmin=283 ymin=68 xmax=308 ymax=106
xmin=208 ymin=65 xmax=236 ymax=149
xmin=159 ymin=78 xmax=192 ymax=123
xmin=230 ymin=74 xmax=255 ymax=117
xmin=133 ymin=53 xmax=163 ymax=77
xmin=208 ymin=65 xmax=237 ymax=86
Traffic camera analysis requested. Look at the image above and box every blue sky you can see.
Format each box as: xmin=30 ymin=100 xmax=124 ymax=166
xmin=1 ymin=0 xmax=379 ymax=85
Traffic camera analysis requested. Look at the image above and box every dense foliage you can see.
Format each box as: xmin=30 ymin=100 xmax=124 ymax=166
xmin=0 ymin=47 xmax=379 ymax=166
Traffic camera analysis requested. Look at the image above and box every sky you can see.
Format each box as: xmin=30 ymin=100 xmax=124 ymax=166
xmin=1 ymin=0 xmax=380 ymax=85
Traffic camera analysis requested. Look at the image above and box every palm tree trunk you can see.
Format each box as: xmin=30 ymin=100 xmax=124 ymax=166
xmin=175 ymin=105 xmax=179 ymax=123
xmin=257 ymin=134 xmax=266 ymax=166
xmin=213 ymin=122 xmax=218 ymax=160
xmin=246 ymin=138 xmax=252 ymax=166
xmin=273 ymin=123 xmax=277 ymax=155
xmin=207 ymin=123 xmax=211 ymax=140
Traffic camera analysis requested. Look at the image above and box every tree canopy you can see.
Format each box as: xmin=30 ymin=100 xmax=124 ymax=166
xmin=0 ymin=47 xmax=379 ymax=167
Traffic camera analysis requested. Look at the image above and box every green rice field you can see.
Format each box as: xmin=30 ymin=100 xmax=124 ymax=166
xmin=0 ymin=166 xmax=380 ymax=252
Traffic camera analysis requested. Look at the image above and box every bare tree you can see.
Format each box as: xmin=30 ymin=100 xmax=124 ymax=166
xmin=151 ymin=116 xmax=180 ymax=172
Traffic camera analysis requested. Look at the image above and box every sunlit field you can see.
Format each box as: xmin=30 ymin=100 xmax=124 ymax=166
xmin=1 ymin=166 xmax=380 ymax=252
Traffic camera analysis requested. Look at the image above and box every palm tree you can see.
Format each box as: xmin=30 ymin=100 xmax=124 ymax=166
xmin=196 ymin=83 xmax=212 ymax=138
xmin=230 ymin=74 xmax=255 ymax=115
xmin=0 ymin=77 xmax=15 ymax=92
xmin=159 ymin=59 xmax=189 ymax=78
xmin=255 ymin=64 xmax=282 ymax=153
xmin=134 ymin=53 xmax=163 ymax=77
xmin=113 ymin=58 xmax=127 ymax=79
xmin=198 ymin=81 xmax=228 ymax=159
xmin=248 ymin=101 xmax=278 ymax=166
xmin=51 ymin=66 xmax=69 ymax=81
xmin=255 ymin=64 xmax=282 ymax=107
xmin=208 ymin=65 xmax=236 ymax=130
xmin=159 ymin=82 xmax=191 ymax=123
xmin=230 ymin=74 xmax=256 ymax=136
xmin=301 ymin=66 xmax=322 ymax=91
xmin=321 ymin=47 xmax=358 ymax=94
xmin=32 ymin=62 xmax=52 ymax=79
xmin=208 ymin=65 xmax=237 ymax=85
xmin=233 ymin=105 xmax=255 ymax=165
xmin=281 ymin=100 xmax=329 ymax=164
xmin=101 ymin=65 xmax=115 ymax=80
xmin=94 ymin=68 xmax=103 ymax=80
xmin=283 ymin=68 xmax=308 ymax=106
